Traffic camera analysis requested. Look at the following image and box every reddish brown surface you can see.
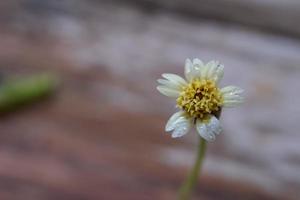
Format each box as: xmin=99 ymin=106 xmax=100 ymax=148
xmin=0 ymin=66 xmax=282 ymax=200
xmin=0 ymin=87 xmax=281 ymax=200
xmin=1 ymin=1 xmax=299 ymax=200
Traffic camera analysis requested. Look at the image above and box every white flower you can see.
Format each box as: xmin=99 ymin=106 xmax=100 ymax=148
xmin=157 ymin=58 xmax=243 ymax=141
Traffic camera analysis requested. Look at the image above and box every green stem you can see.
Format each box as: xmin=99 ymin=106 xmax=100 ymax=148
xmin=178 ymin=137 xmax=207 ymax=200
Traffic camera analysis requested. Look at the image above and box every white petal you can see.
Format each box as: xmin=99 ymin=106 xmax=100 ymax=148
xmin=206 ymin=61 xmax=218 ymax=79
xmin=221 ymin=86 xmax=244 ymax=107
xmin=162 ymin=73 xmax=187 ymax=86
xmin=196 ymin=116 xmax=222 ymax=142
xmin=157 ymin=79 xmax=179 ymax=90
xmin=206 ymin=61 xmax=224 ymax=84
xmin=185 ymin=58 xmax=194 ymax=81
xmin=157 ymin=85 xmax=180 ymax=97
xmin=214 ymin=64 xmax=224 ymax=83
xmin=223 ymin=95 xmax=244 ymax=101
xmin=221 ymin=86 xmax=244 ymax=94
xmin=157 ymin=79 xmax=169 ymax=85
xmin=223 ymin=100 xmax=244 ymax=107
xmin=165 ymin=111 xmax=185 ymax=132
xmin=171 ymin=117 xmax=192 ymax=138
xmin=192 ymin=58 xmax=204 ymax=69
xmin=200 ymin=61 xmax=215 ymax=80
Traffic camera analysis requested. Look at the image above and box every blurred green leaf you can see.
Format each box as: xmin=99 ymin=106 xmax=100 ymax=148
xmin=0 ymin=74 xmax=59 ymax=113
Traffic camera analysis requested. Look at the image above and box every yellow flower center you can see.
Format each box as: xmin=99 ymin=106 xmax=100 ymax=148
xmin=176 ymin=79 xmax=223 ymax=120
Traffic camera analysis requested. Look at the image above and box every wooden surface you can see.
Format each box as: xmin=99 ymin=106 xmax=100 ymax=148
xmin=117 ymin=0 xmax=300 ymax=37
xmin=0 ymin=1 xmax=300 ymax=199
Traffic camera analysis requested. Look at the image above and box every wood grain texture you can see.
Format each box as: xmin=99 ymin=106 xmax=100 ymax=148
xmin=0 ymin=1 xmax=299 ymax=199
xmin=113 ymin=0 xmax=300 ymax=37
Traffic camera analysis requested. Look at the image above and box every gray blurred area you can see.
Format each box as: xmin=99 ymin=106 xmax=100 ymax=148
xmin=0 ymin=0 xmax=300 ymax=199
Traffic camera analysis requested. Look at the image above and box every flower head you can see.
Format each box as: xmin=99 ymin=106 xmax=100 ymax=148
xmin=157 ymin=59 xmax=243 ymax=141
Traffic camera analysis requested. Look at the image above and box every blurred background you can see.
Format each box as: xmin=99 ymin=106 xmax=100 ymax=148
xmin=0 ymin=0 xmax=300 ymax=199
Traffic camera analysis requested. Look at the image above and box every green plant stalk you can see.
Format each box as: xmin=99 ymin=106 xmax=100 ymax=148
xmin=0 ymin=74 xmax=58 ymax=113
xmin=178 ymin=137 xmax=207 ymax=200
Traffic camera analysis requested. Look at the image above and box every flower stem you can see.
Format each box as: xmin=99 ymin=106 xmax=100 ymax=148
xmin=178 ymin=137 xmax=207 ymax=200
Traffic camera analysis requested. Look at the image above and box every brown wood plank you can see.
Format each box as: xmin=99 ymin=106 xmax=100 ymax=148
xmin=0 ymin=1 xmax=299 ymax=199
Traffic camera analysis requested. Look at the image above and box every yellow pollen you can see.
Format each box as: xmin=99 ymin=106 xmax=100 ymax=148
xmin=176 ymin=79 xmax=223 ymax=120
